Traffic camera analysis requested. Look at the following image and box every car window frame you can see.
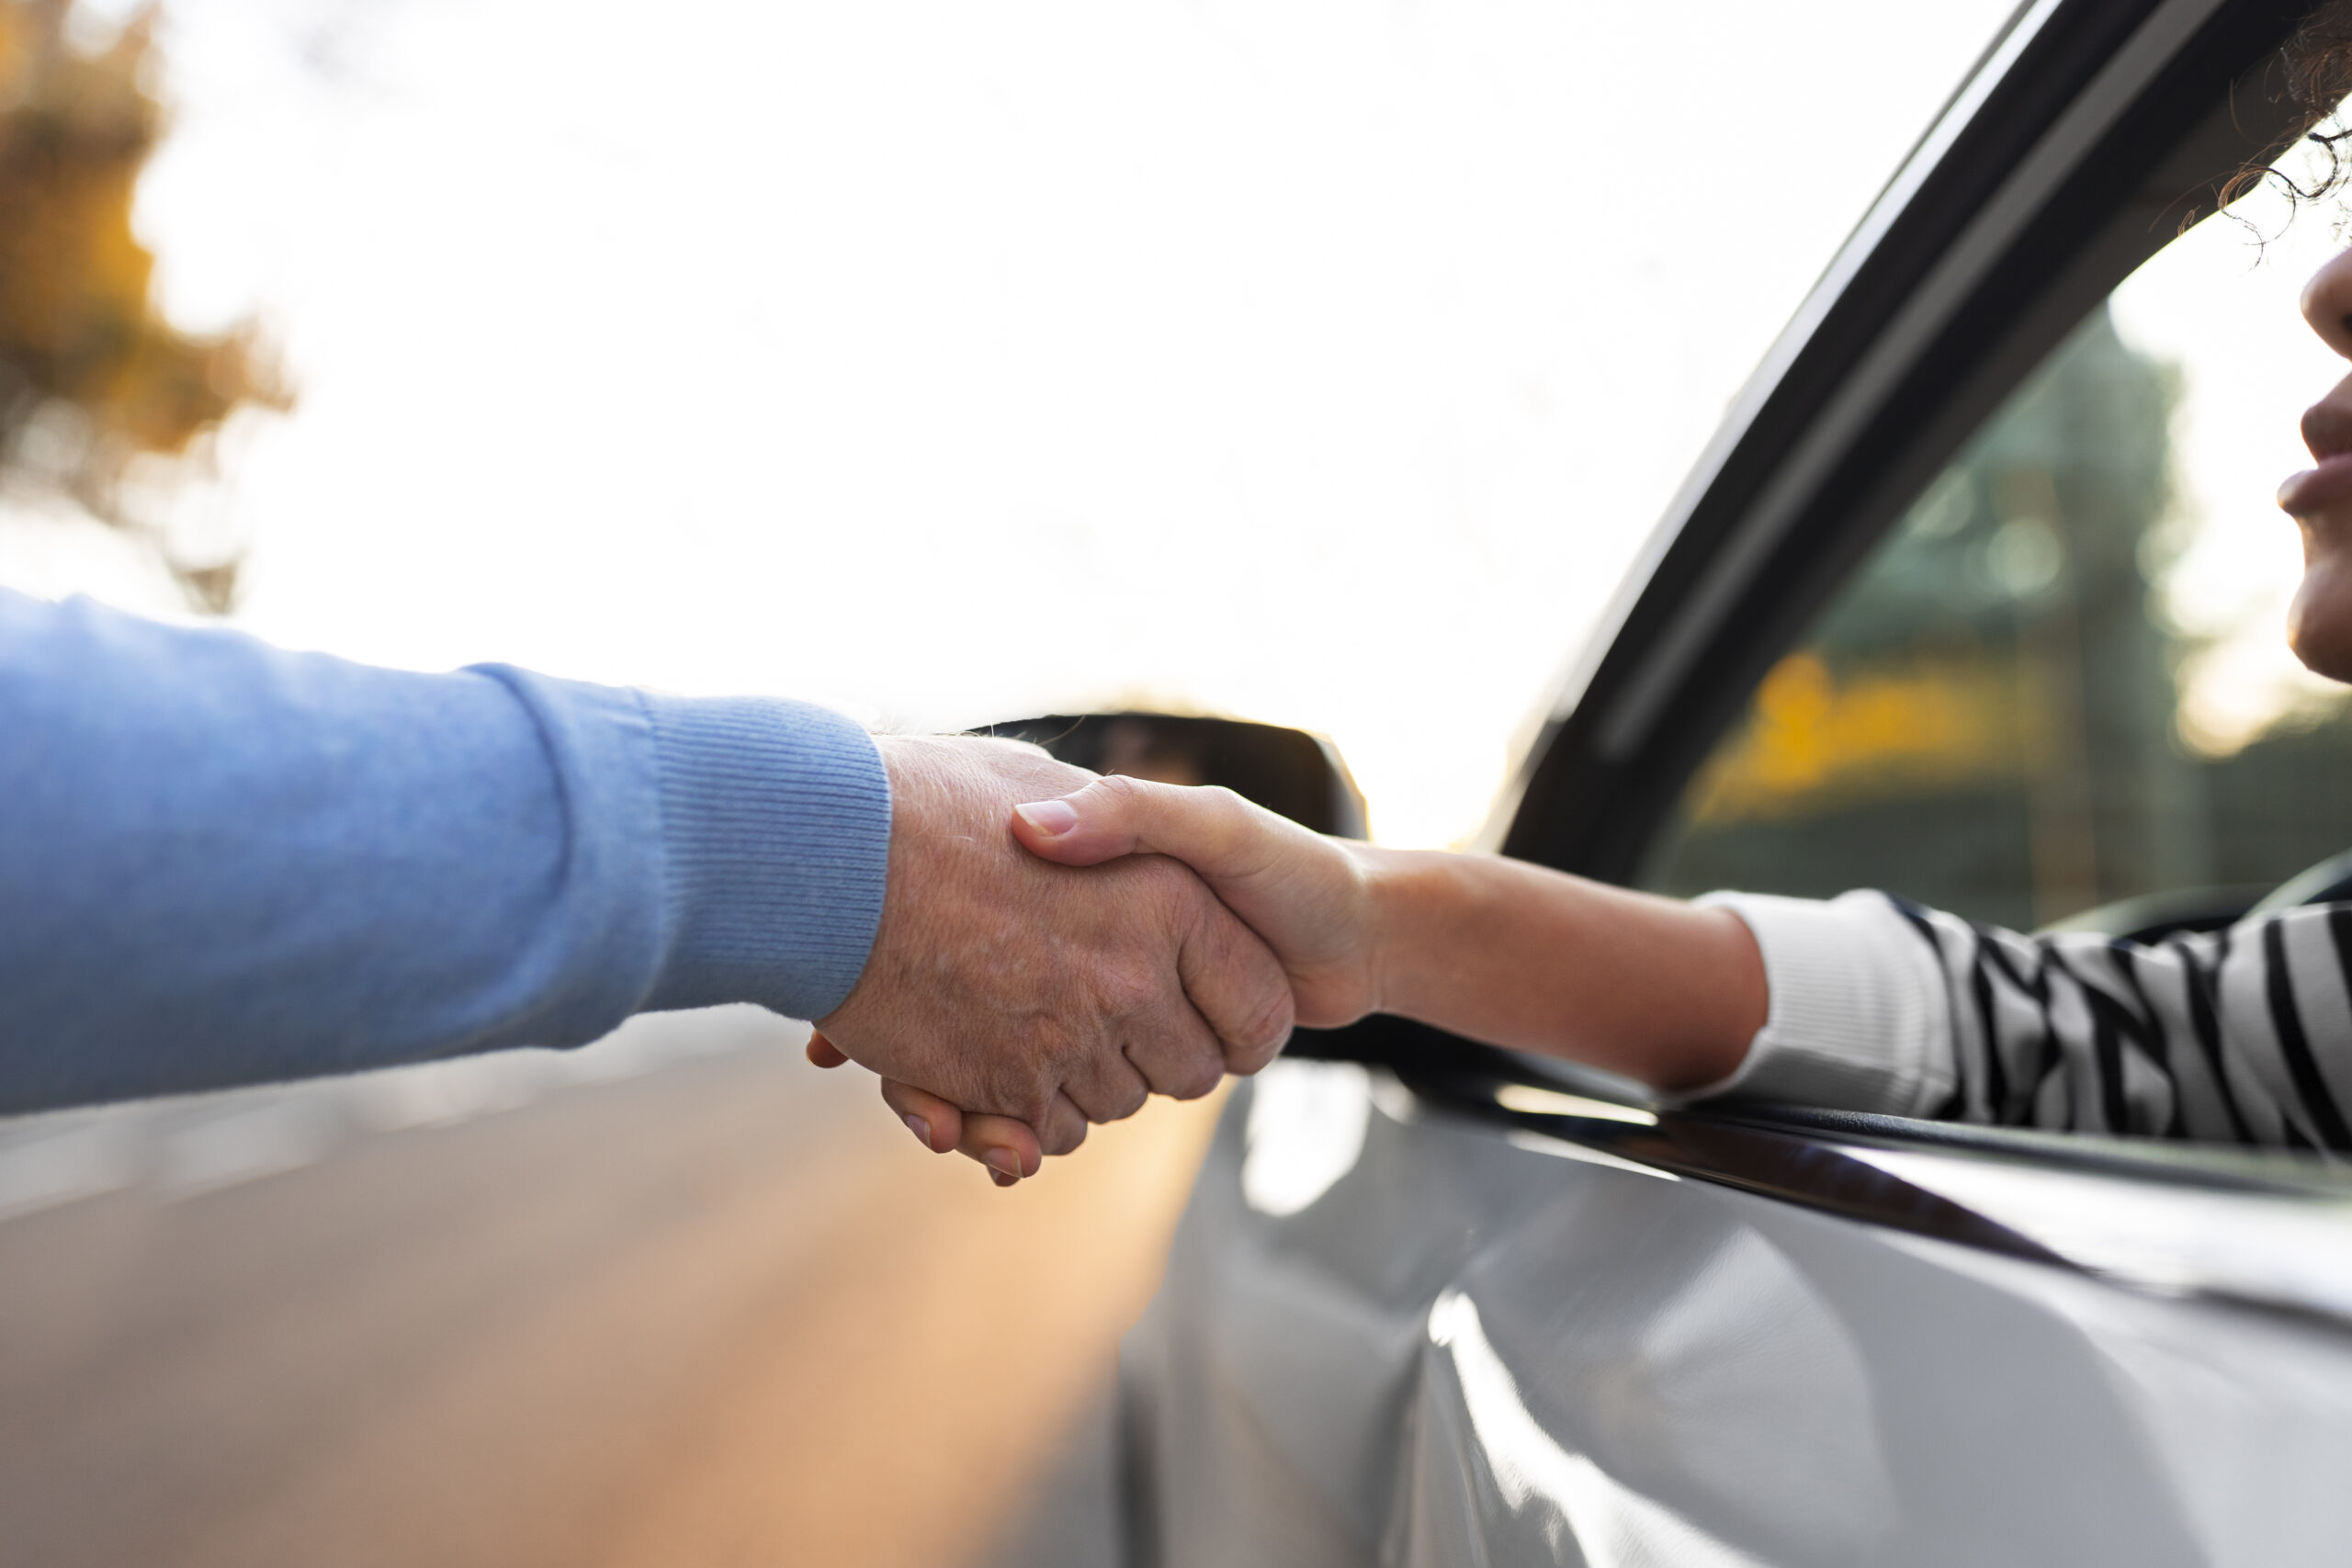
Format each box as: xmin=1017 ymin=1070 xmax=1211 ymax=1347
xmin=1495 ymin=0 xmax=2316 ymax=885
xmin=1295 ymin=0 xmax=2352 ymax=1320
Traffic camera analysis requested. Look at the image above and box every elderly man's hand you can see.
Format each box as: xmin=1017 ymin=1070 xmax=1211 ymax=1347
xmin=810 ymin=736 xmax=1295 ymax=1163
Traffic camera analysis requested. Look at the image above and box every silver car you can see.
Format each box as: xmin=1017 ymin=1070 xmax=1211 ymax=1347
xmin=1033 ymin=2 xmax=2352 ymax=1562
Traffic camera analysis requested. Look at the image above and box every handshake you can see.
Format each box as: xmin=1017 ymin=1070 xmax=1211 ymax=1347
xmin=808 ymin=734 xmax=1770 ymax=1186
xmin=803 ymin=733 xmax=1394 ymax=1187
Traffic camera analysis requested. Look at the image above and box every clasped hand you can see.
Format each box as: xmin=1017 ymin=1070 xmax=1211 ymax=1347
xmin=811 ymin=744 xmax=1384 ymax=1185
xmin=803 ymin=739 xmax=1315 ymax=1182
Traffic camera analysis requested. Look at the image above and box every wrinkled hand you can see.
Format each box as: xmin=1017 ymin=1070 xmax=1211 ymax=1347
xmin=869 ymin=774 xmax=1383 ymax=1179
xmin=808 ymin=739 xmax=1295 ymax=1174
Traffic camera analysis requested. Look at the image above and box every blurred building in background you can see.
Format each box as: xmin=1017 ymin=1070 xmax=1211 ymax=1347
xmin=1651 ymin=305 xmax=2352 ymax=931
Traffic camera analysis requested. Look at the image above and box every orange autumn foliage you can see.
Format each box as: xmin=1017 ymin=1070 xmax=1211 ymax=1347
xmin=0 ymin=0 xmax=285 ymax=610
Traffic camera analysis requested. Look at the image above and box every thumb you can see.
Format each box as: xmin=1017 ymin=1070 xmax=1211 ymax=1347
xmin=1011 ymin=774 xmax=1283 ymax=880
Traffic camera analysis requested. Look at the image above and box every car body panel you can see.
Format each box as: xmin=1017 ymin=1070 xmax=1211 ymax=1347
xmin=1128 ymin=1065 xmax=2352 ymax=1567
xmin=1118 ymin=3 xmax=2352 ymax=1558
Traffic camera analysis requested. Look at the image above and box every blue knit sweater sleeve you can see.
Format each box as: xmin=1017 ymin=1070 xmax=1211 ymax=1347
xmin=0 ymin=590 xmax=893 ymax=1114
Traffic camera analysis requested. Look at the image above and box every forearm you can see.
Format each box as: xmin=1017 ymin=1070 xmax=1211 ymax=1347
xmin=1363 ymin=848 xmax=1764 ymax=1091
xmin=0 ymin=592 xmax=890 ymax=1112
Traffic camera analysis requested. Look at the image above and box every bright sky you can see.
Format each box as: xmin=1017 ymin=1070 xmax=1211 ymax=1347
xmin=5 ymin=0 xmax=2019 ymax=846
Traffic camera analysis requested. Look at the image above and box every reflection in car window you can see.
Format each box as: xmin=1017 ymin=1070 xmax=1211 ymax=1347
xmin=1644 ymin=190 xmax=2352 ymax=932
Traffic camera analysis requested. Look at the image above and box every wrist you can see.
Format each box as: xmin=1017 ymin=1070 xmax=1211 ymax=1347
xmin=1355 ymin=845 xmax=1453 ymax=1021
xmin=835 ymin=735 xmax=1001 ymax=1016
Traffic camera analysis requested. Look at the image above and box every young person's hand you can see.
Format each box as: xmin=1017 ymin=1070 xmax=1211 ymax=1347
xmin=1012 ymin=778 xmax=1385 ymax=1028
xmin=858 ymin=771 xmax=1769 ymax=1184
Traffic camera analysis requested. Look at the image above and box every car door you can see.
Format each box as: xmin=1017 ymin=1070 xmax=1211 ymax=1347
xmin=1119 ymin=2 xmax=2352 ymax=1563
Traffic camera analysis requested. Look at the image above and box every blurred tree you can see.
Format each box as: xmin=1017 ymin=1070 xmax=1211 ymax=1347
xmin=0 ymin=0 xmax=284 ymax=611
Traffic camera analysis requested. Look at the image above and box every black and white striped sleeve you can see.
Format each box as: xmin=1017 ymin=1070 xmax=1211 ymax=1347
xmin=1689 ymin=890 xmax=2352 ymax=1152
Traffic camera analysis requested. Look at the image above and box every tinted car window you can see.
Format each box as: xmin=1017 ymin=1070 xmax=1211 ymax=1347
xmin=1644 ymin=210 xmax=2352 ymax=931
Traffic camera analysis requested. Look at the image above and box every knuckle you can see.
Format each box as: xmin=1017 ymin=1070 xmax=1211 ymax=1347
xmin=1094 ymin=772 xmax=1146 ymax=807
xmin=1095 ymin=962 xmax=1163 ymax=1021
xmin=1235 ymin=1038 xmax=1287 ymax=1077
xmin=981 ymin=1057 xmax=1052 ymax=1122
xmin=1129 ymin=1022 xmax=1227 ymax=1100
xmin=1167 ymin=1054 xmax=1223 ymax=1100
xmin=1136 ymin=857 xmax=1206 ymax=919
xmin=1110 ymin=1067 xmax=1150 ymax=1120
xmin=1227 ymin=987 xmax=1296 ymax=1066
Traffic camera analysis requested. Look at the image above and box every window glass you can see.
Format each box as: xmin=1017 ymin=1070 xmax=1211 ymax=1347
xmin=1643 ymin=185 xmax=2352 ymax=931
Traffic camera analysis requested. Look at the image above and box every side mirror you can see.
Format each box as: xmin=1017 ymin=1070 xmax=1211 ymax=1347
xmin=989 ymin=713 xmax=1366 ymax=839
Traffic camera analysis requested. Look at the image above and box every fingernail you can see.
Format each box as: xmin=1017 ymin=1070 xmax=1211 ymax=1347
xmin=902 ymin=1113 xmax=933 ymax=1149
xmin=990 ymin=1168 xmax=1018 ymax=1188
xmin=985 ymin=1148 xmax=1023 ymax=1180
xmin=1014 ymin=799 xmax=1080 ymax=836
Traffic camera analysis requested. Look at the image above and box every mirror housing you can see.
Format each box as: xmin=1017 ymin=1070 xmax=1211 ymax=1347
xmin=989 ymin=713 xmax=1365 ymax=838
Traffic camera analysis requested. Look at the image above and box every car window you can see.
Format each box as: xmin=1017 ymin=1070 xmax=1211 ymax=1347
xmin=1642 ymin=177 xmax=2352 ymax=932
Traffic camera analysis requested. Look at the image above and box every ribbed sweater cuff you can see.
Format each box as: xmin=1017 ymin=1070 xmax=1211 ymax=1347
xmin=637 ymin=694 xmax=891 ymax=1021
xmin=1676 ymin=891 xmax=1953 ymax=1117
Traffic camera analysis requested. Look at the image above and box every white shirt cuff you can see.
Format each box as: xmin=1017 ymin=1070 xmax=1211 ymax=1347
xmin=1676 ymin=891 xmax=1954 ymax=1118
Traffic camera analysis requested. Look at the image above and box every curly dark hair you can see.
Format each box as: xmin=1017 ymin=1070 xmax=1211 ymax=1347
xmin=2240 ymin=0 xmax=2352 ymax=211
